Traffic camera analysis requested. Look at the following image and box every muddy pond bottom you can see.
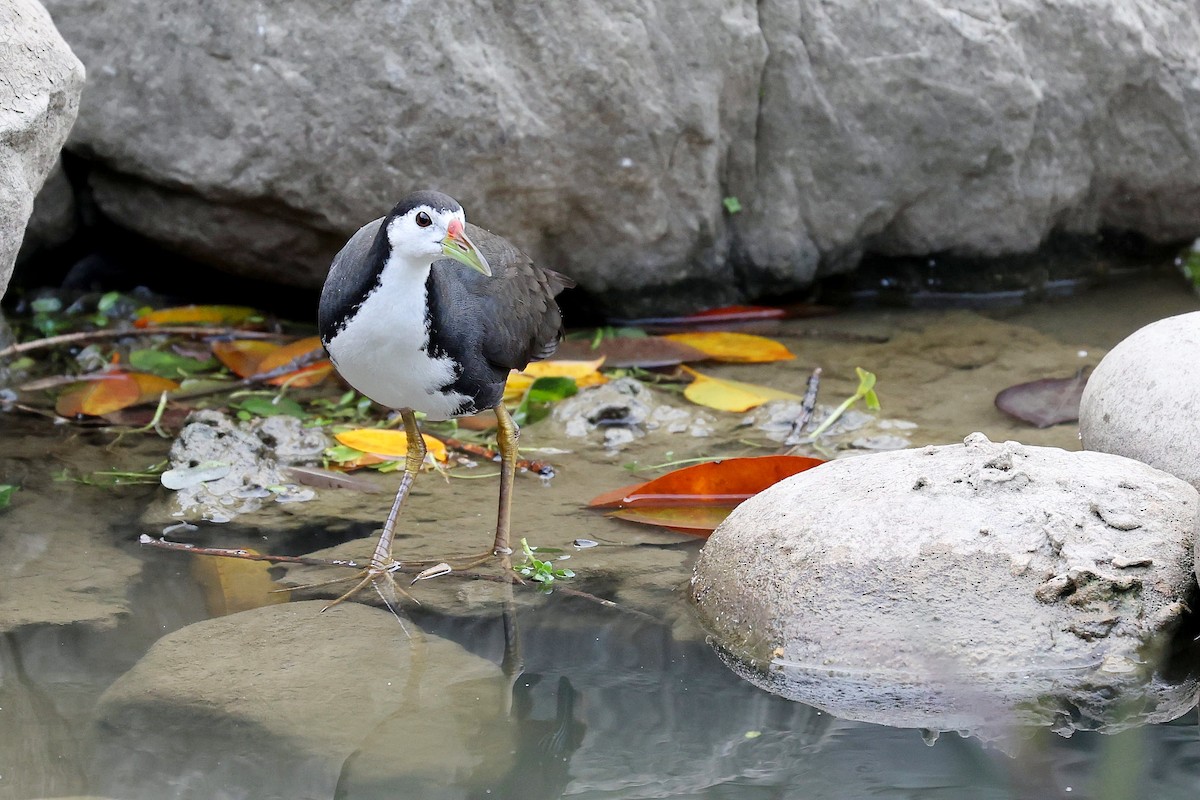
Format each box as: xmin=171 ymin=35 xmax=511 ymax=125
xmin=2 ymin=270 xmax=1200 ymax=799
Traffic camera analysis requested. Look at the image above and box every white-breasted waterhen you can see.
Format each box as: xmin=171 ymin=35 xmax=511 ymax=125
xmin=317 ymin=190 xmax=572 ymax=606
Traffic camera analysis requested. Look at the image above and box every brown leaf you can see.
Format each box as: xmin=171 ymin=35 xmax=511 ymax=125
xmin=553 ymin=336 xmax=708 ymax=368
xmin=994 ymin=368 xmax=1091 ymax=428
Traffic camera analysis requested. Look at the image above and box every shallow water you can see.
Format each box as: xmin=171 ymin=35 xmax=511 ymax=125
xmin=2 ymin=269 xmax=1200 ymax=799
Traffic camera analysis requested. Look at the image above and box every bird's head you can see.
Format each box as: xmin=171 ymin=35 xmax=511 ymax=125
xmin=384 ymin=191 xmax=492 ymax=276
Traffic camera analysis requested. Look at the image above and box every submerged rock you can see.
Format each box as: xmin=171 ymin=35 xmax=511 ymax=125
xmin=1080 ymin=310 xmax=1200 ymax=498
xmin=691 ymin=433 xmax=1198 ymax=742
xmin=91 ymin=601 xmax=511 ymax=798
xmin=161 ymin=410 xmax=327 ymax=522
xmin=552 ymin=378 xmax=715 ymax=451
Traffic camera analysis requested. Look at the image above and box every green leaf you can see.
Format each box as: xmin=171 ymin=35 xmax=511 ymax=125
xmin=723 ymin=196 xmax=743 ymax=214
xmin=513 ymin=376 xmax=578 ymax=426
xmin=30 ymin=297 xmax=62 ymax=314
xmin=97 ymin=291 xmax=123 ymax=314
xmin=0 ymin=484 xmax=16 ymax=510
xmin=527 ymin=376 xmax=578 ymax=403
xmin=129 ymin=349 xmax=216 ymax=378
xmin=231 ymin=395 xmax=305 ymax=418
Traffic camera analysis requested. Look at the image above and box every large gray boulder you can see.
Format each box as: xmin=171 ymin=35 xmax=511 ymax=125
xmin=0 ymin=0 xmax=84 ymax=298
xmin=40 ymin=0 xmax=1200 ymax=313
xmin=691 ymin=433 xmax=1199 ymax=738
xmin=1080 ymin=310 xmax=1200 ymax=495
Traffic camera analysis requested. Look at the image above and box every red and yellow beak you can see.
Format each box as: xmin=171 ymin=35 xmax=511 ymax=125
xmin=441 ymin=218 xmax=492 ymax=277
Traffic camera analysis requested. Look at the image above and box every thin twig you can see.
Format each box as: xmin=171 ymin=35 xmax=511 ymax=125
xmin=431 ymin=433 xmax=557 ymax=477
xmin=0 ymin=325 xmax=291 ymax=360
xmin=784 ymin=367 xmax=822 ymax=447
xmin=138 ymin=534 xmax=648 ymax=617
xmin=139 ymin=535 xmax=369 ymax=568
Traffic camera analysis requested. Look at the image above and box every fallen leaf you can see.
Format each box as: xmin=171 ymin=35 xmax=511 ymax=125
xmin=192 ymin=552 xmax=290 ymax=616
xmin=230 ymin=395 xmax=306 ymax=419
xmin=589 ymin=455 xmax=824 ymax=509
xmin=505 ymin=358 xmax=606 ymax=402
xmin=663 ymin=331 xmax=795 ymax=363
xmin=266 ymin=359 xmax=333 ymax=388
xmin=607 ymin=506 xmax=735 ymax=534
xmin=680 ymin=365 xmax=803 ymax=412
xmin=284 ymin=465 xmax=382 ymax=493
xmin=212 ymin=339 xmax=278 ymax=377
xmin=590 ymin=454 xmax=825 ymax=534
xmin=135 ymin=305 xmax=261 ymax=328
xmin=334 ymin=429 xmax=449 ymax=462
xmin=128 ymin=349 xmax=216 ymax=378
xmin=55 ymin=372 xmax=180 ymax=417
xmin=995 ymin=368 xmax=1092 ymax=428
xmin=553 ymin=336 xmax=709 ymax=368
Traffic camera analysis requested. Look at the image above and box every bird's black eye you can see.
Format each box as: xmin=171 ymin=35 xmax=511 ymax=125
xmin=415 ymin=211 xmax=433 ymax=228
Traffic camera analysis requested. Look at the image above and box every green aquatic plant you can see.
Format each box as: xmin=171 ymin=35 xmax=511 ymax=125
xmin=807 ymin=367 xmax=881 ymax=440
xmin=515 ymin=538 xmax=575 ymax=587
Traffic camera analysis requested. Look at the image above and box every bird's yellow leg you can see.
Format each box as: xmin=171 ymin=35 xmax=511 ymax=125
xmin=492 ymin=402 xmax=519 ymax=562
xmin=318 ymin=408 xmax=427 ymax=610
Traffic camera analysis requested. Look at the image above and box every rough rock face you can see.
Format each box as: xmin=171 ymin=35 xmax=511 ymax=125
xmin=691 ymin=433 xmax=1198 ymax=733
xmin=37 ymin=1 xmax=1200 ymax=313
xmin=0 ymin=0 xmax=84 ymax=298
xmin=1080 ymin=311 xmax=1200 ymax=495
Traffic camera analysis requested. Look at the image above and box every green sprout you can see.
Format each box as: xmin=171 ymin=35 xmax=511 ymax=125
xmin=807 ymin=367 xmax=881 ymax=440
xmin=515 ymin=538 xmax=575 ymax=588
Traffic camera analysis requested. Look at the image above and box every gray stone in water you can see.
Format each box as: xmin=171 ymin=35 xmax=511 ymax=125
xmin=1080 ymin=310 xmax=1200 ymax=496
xmin=553 ymin=378 xmax=717 ymax=450
xmin=92 ymin=602 xmax=511 ymax=798
xmin=0 ymin=0 xmax=85 ymax=299
xmin=164 ymin=409 xmax=328 ymax=522
xmin=691 ymin=433 xmax=1198 ymax=740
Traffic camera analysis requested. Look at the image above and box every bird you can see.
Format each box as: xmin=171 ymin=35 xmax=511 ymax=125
xmin=315 ymin=189 xmax=573 ymax=607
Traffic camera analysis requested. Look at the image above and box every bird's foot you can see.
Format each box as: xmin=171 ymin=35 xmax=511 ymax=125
xmin=284 ymin=557 xmax=415 ymax=612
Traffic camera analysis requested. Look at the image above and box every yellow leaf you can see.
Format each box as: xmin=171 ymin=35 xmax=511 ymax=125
xmin=663 ymin=332 xmax=795 ymax=363
xmin=504 ymin=357 xmax=607 ymax=403
xmin=334 ymin=429 xmax=448 ymax=463
xmin=680 ymin=366 xmax=802 ymax=412
xmin=192 ymin=553 xmax=290 ymax=616
xmin=136 ymin=305 xmax=260 ymax=328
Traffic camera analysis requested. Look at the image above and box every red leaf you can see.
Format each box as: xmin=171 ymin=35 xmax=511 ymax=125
xmin=606 ymin=506 xmax=734 ymax=535
xmin=589 ymin=455 xmax=824 ymax=509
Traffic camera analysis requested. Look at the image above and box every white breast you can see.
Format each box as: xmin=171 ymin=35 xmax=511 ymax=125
xmin=324 ymin=259 xmax=470 ymax=421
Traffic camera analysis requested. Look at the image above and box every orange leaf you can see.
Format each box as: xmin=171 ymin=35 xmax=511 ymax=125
xmin=129 ymin=372 xmax=182 ymax=400
xmin=55 ymin=371 xmax=180 ymax=417
xmin=266 ymin=360 xmax=333 ymax=388
xmin=334 ymin=429 xmax=449 ymax=463
xmin=212 ymin=340 xmax=279 ymax=377
xmin=664 ymin=332 xmax=794 ymax=363
xmin=257 ymin=336 xmax=325 ymax=374
xmin=135 ymin=305 xmax=260 ymax=328
xmin=588 ymin=455 xmax=823 ymax=509
xmin=56 ymin=374 xmax=139 ymax=417
xmin=606 ymin=506 xmax=734 ymax=535
xmin=261 ymin=336 xmax=332 ymax=387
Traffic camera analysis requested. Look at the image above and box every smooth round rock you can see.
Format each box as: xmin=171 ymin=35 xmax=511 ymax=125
xmin=1080 ymin=310 xmax=1200 ymax=493
xmin=692 ymin=433 xmax=1197 ymax=686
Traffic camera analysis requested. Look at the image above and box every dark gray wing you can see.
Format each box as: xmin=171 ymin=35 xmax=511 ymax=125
xmin=318 ymin=217 xmax=386 ymax=342
xmin=427 ymin=223 xmax=572 ymax=410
